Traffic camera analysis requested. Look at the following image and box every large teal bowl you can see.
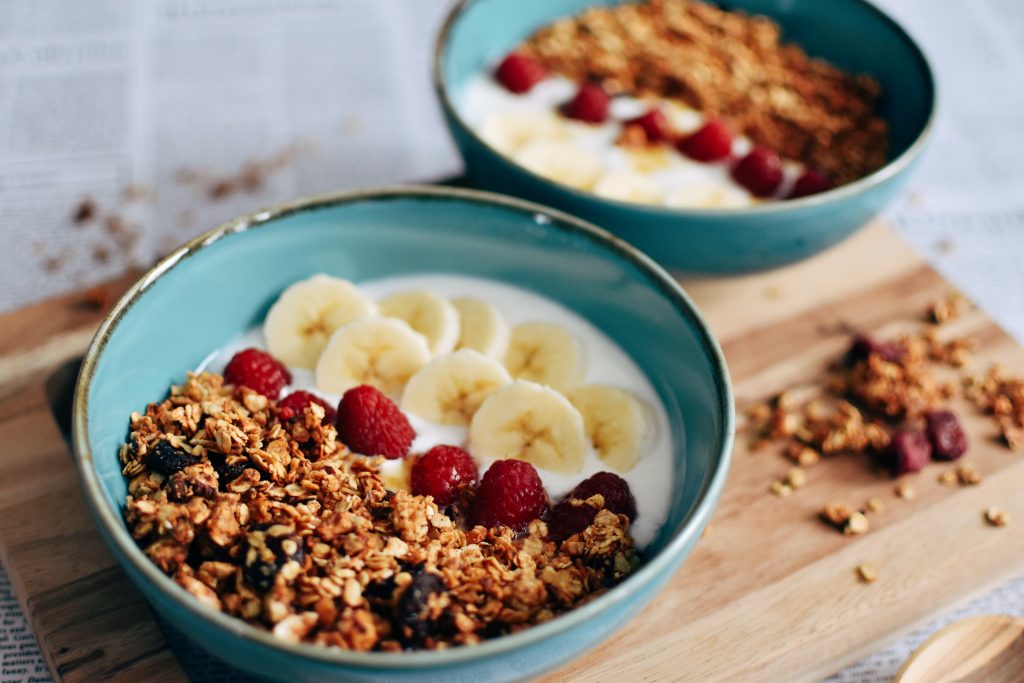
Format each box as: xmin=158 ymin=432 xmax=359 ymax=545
xmin=72 ymin=187 xmax=734 ymax=682
xmin=434 ymin=0 xmax=936 ymax=273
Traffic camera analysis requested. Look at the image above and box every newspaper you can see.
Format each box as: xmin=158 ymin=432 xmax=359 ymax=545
xmin=1 ymin=0 xmax=1023 ymax=681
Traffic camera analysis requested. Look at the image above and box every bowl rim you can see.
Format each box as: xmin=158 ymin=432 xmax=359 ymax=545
xmin=432 ymin=0 xmax=937 ymax=218
xmin=72 ymin=185 xmax=734 ymax=670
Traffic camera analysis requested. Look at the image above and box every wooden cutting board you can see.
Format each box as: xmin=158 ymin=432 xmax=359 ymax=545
xmin=2 ymin=223 xmax=1023 ymax=683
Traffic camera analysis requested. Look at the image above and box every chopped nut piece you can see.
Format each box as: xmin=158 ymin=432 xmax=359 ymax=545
xmin=770 ymin=480 xmax=793 ymax=498
xmin=895 ymin=482 xmax=916 ymax=500
xmin=844 ymin=512 xmax=870 ymax=536
xmin=856 ymin=563 xmax=877 ymax=583
xmin=865 ymin=498 xmax=885 ymax=514
xmin=985 ymin=507 xmax=1009 ymax=527
xmin=938 ymin=470 xmax=958 ymax=487
xmin=786 ymin=467 xmax=807 ymax=489
xmin=821 ymin=502 xmax=854 ymax=527
xmin=956 ymin=463 xmax=982 ymax=486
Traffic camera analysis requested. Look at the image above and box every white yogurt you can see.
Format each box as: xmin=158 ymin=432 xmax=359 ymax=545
xmin=459 ymin=72 xmax=803 ymax=207
xmin=200 ymin=274 xmax=674 ymax=549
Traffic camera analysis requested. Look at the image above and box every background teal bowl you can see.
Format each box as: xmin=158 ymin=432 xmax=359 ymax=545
xmin=434 ymin=0 xmax=936 ymax=273
xmin=73 ymin=187 xmax=734 ymax=682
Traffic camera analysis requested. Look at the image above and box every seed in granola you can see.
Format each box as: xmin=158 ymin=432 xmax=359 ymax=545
xmin=148 ymin=440 xmax=200 ymax=476
xmin=985 ymin=507 xmax=1009 ymax=527
xmin=856 ymin=563 xmax=878 ymax=583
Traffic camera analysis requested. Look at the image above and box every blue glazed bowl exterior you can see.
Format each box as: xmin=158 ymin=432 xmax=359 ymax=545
xmin=434 ymin=0 xmax=936 ymax=273
xmin=73 ymin=187 xmax=734 ymax=682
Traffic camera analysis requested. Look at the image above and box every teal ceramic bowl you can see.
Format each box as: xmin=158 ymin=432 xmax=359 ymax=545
xmin=72 ymin=187 xmax=734 ymax=682
xmin=434 ymin=0 xmax=936 ymax=273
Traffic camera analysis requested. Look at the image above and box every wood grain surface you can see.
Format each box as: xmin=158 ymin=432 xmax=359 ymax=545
xmin=1 ymin=224 xmax=1023 ymax=682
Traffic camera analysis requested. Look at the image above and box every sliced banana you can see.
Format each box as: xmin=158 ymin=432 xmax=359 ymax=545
xmin=452 ymin=296 xmax=510 ymax=359
xmin=593 ymin=170 xmax=664 ymax=204
xmin=315 ymin=317 xmax=430 ymax=397
xmin=664 ymin=183 xmax=753 ymax=209
xmin=513 ymin=139 xmax=603 ymax=190
xmin=263 ymin=275 xmax=377 ymax=369
xmin=378 ymin=290 xmax=460 ymax=356
xmin=469 ymin=380 xmax=587 ymax=474
xmin=479 ymin=110 xmax=567 ymax=155
xmin=401 ymin=349 xmax=512 ymax=426
xmin=569 ymin=385 xmax=653 ymax=473
xmin=504 ymin=321 xmax=585 ymax=392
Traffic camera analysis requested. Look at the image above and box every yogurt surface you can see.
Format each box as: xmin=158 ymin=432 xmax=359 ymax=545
xmin=200 ymin=273 xmax=674 ymax=548
xmin=459 ymin=72 xmax=803 ymax=207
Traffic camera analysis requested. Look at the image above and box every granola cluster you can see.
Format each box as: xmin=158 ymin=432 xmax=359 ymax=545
xmin=120 ymin=372 xmax=637 ymax=650
xmin=522 ymin=0 xmax=887 ymax=184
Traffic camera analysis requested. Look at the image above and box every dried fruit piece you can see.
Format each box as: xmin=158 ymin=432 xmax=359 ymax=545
xmin=676 ymin=119 xmax=733 ymax=162
xmin=409 ymin=445 xmax=479 ymax=507
xmin=148 ymin=440 xmax=200 ymax=476
xmin=882 ymin=430 xmax=932 ymax=475
xmin=495 ymin=52 xmax=546 ymax=94
xmin=396 ymin=569 xmax=446 ymax=645
xmin=560 ymin=83 xmax=611 ymax=124
xmin=472 ymin=459 xmax=549 ymax=531
xmin=278 ymin=390 xmax=336 ymax=423
xmin=335 ymin=385 xmax=415 ymax=459
xmin=224 ymin=348 xmax=292 ymax=399
xmin=925 ymin=410 xmax=968 ymax=461
xmin=731 ymin=147 xmax=783 ymax=197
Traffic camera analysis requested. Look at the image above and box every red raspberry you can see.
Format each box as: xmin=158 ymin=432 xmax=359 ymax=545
xmin=549 ymin=472 xmax=637 ymax=541
xmin=789 ymin=168 xmax=833 ymax=198
xmin=494 ymin=52 xmax=546 ymax=94
xmin=624 ymin=108 xmax=672 ymax=144
xmin=223 ymin=348 xmax=291 ymax=399
xmin=472 ymin=459 xmax=548 ymax=532
xmin=731 ymin=146 xmax=784 ymax=197
xmin=676 ymin=119 xmax=733 ymax=162
xmin=882 ymin=430 xmax=931 ymax=475
xmin=410 ymin=445 xmax=479 ymax=506
xmin=925 ymin=410 xmax=968 ymax=461
xmin=278 ymin=390 xmax=336 ymax=423
xmin=561 ymin=84 xmax=611 ymax=124
xmin=335 ymin=385 xmax=415 ymax=459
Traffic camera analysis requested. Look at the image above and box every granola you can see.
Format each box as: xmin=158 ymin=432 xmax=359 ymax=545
xmin=121 ymin=372 xmax=638 ymax=650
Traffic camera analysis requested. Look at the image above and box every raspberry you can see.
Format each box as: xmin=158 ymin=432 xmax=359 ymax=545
xmin=494 ymin=52 xmax=546 ymax=94
xmin=676 ymin=119 xmax=733 ymax=162
xmin=882 ymin=430 xmax=931 ymax=475
xmin=844 ymin=333 xmax=905 ymax=366
xmin=472 ymin=459 xmax=548 ymax=532
xmin=410 ymin=445 xmax=479 ymax=506
xmin=335 ymin=385 xmax=415 ymax=459
xmin=548 ymin=472 xmax=637 ymax=541
xmin=789 ymin=168 xmax=833 ymax=198
xmin=560 ymin=84 xmax=610 ymax=124
xmin=278 ymin=390 xmax=336 ymax=423
xmin=624 ymin=108 xmax=672 ymax=144
xmin=731 ymin=146 xmax=784 ymax=197
xmin=926 ymin=410 xmax=968 ymax=461
xmin=223 ymin=348 xmax=291 ymax=399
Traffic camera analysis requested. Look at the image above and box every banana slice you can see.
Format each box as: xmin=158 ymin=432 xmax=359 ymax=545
xmin=569 ymin=385 xmax=653 ymax=473
xmin=469 ymin=380 xmax=587 ymax=474
xmin=593 ymin=170 xmax=664 ymax=204
xmin=479 ymin=110 xmax=567 ymax=155
xmin=452 ymin=296 xmax=510 ymax=359
xmin=263 ymin=275 xmax=377 ymax=369
xmin=513 ymin=139 xmax=603 ymax=190
xmin=664 ymin=183 xmax=753 ymax=209
xmin=504 ymin=321 xmax=585 ymax=392
xmin=315 ymin=317 xmax=430 ymax=397
xmin=378 ymin=290 xmax=460 ymax=356
xmin=401 ymin=349 xmax=512 ymax=426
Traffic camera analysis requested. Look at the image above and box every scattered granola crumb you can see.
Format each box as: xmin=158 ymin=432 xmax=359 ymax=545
xmin=964 ymin=365 xmax=1024 ymax=450
xmin=770 ymin=480 xmax=793 ymax=498
xmin=985 ymin=507 xmax=1009 ymax=527
xmin=895 ymin=482 xmax=916 ymax=501
xmin=856 ymin=563 xmax=877 ymax=583
xmin=938 ymin=470 xmax=958 ymax=487
xmin=74 ymin=285 xmax=111 ymax=311
xmin=956 ymin=462 xmax=982 ymax=486
xmin=820 ymin=502 xmax=868 ymax=535
xmin=844 ymin=512 xmax=870 ymax=536
xmin=865 ymin=497 xmax=885 ymax=514
xmin=91 ymin=244 xmax=111 ymax=265
xmin=926 ymin=292 xmax=965 ymax=325
xmin=786 ymin=467 xmax=807 ymax=489
xmin=72 ymin=197 xmax=97 ymax=224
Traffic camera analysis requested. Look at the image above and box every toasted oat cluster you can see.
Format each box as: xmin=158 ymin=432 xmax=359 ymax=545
xmin=120 ymin=372 xmax=637 ymax=650
xmin=522 ymin=0 xmax=887 ymax=184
